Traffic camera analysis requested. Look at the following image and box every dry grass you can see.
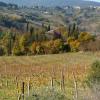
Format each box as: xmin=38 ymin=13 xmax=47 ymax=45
xmin=0 ymin=52 xmax=100 ymax=100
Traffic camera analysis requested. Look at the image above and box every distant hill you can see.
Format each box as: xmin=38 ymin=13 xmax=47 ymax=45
xmin=0 ymin=0 xmax=100 ymax=7
xmin=0 ymin=1 xmax=7 ymax=7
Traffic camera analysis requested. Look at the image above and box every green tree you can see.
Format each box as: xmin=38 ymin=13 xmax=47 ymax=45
xmin=47 ymin=24 xmax=51 ymax=31
xmin=26 ymin=22 xmax=29 ymax=32
xmin=0 ymin=46 xmax=5 ymax=56
xmin=12 ymin=40 xmax=21 ymax=56
xmin=71 ymin=23 xmax=76 ymax=35
xmin=68 ymin=25 xmax=71 ymax=37
xmin=30 ymin=27 xmax=34 ymax=36
xmin=19 ymin=34 xmax=29 ymax=55
xmin=1 ymin=31 xmax=14 ymax=55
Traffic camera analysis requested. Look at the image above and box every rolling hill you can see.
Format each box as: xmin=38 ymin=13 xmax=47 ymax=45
xmin=0 ymin=0 xmax=100 ymax=7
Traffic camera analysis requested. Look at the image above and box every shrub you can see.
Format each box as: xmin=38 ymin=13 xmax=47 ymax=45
xmin=79 ymin=40 xmax=100 ymax=52
xmin=0 ymin=46 xmax=5 ymax=56
xmin=78 ymin=32 xmax=94 ymax=42
xmin=36 ymin=44 xmax=45 ymax=55
xmin=31 ymin=42 xmax=45 ymax=55
xmin=84 ymin=60 xmax=100 ymax=99
xmin=87 ymin=60 xmax=100 ymax=85
xmin=26 ymin=88 xmax=69 ymax=100
xmin=68 ymin=38 xmax=80 ymax=52
xmin=71 ymin=40 xmax=80 ymax=52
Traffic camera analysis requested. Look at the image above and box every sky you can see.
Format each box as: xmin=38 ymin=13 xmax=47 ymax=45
xmin=89 ymin=0 xmax=100 ymax=2
xmin=0 ymin=0 xmax=100 ymax=2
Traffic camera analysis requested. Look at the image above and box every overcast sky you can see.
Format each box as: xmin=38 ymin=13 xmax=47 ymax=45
xmin=0 ymin=0 xmax=100 ymax=2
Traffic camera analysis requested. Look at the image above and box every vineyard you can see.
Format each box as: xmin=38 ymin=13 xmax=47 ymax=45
xmin=0 ymin=52 xmax=100 ymax=100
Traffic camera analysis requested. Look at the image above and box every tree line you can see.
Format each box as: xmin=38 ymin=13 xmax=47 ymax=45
xmin=0 ymin=23 xmax=96 ymax=56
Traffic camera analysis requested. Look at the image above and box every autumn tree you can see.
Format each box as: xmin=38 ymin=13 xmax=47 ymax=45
xmin=31 ymin=42 xmax=37 ymax=55
xmin=12 ymin=35 xmax=21 ymax=56
xmin=67 ymin=37 xmax=80 ymax=52
xmin=19 ymin=34 xmax=29 ymax=55
xmin=0 ymin=31 xmax=15 ymax=55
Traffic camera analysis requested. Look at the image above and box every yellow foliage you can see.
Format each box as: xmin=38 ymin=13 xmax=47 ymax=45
xmin=53 ymin=39 xmax=62 ymax=48
xmin=31 ymin=42 xmax=38 ymax=54
xmin=70 ymin=40 xmax=80 ymax=52
xmin=67 ymin=37 xmax=75 ymax=44
xmin=78 ymin=32 xmax=93 ymax=42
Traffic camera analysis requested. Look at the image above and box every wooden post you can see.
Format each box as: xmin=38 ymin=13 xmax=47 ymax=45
xmin=15 ymin=77 xmax=19 ymax=92
xmin=6 ymin=80 xmax=8 ymax=87
xmin=16 ymin=82 xmax=18 ymax=89
xmin=22 ymin=82 xmax=25 ymax=100
xmin=72 ymin=72 xmax=78 ymax=100
xmin=16 ymin=82 xmax=19 ymax=94
xmin=27 ymin=80 xmax=30 ymax=96
xmin=51 ymin=67 xmax=55 ymax=89
xmin=5 ymin=64 xmax=7 ymax=74
xmin=61 ymin=69 xmax=65 ymax=92
xmin=18 ymin=94 xmax=21 ymax=100
xmin=15 ymin=76 xmax=17 ymax=80
xmin=0 ymin=82 xmax=2 ymax=88
xmin=51 ymin=76 xmax=54 ymax=89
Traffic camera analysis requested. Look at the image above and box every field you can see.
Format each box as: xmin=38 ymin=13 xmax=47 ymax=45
xmin=0 ymin=52 xmax=100 ymax=100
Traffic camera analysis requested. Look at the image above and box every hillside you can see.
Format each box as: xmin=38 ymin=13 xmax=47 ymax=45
xmin=0 ymin=1 xmax=7 ymax=7
xmin=1 ymin=0 xmax=100 ymax=7
xmin=0 ymin=5 xmax=100 ymax=34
